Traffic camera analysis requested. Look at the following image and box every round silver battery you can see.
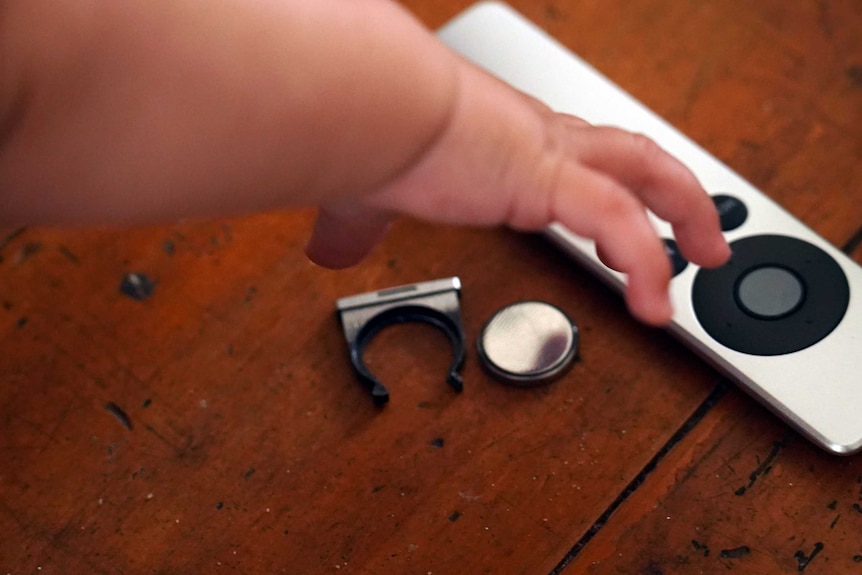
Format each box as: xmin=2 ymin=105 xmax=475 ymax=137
xmin=477 ymin=301 xmax=578 ymax=386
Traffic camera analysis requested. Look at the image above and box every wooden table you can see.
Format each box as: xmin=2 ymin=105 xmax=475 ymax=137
xmin=2 ymin=1 xmax=861 ymax=573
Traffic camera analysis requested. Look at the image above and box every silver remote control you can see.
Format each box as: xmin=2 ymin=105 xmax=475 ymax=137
xmin=439 ymin=2 xmax=862 ymax=455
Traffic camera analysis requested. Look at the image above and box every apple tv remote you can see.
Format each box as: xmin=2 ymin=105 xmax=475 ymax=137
xmin=439 ymin=2 xmax=862 ymax=454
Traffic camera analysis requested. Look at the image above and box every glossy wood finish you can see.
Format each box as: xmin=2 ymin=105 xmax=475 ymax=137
xmin=2 ymin=1 xmax=861 ymax=573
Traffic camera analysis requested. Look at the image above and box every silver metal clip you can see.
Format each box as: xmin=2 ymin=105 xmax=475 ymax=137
xmin=336 ymin=277 xmax=466 ymax=405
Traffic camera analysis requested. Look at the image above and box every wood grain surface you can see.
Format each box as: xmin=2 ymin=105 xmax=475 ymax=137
xmin=1 ymin=1 xmax=860 ymax=574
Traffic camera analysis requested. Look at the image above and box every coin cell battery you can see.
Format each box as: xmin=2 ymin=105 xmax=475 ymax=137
xmin=478 ymin=301 xmax=579 ymax=386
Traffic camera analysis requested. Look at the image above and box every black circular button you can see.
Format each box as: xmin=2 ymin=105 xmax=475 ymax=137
xmin=692 ymin=235 xmax=849 ymax=356
xmin=735 ymin=265 xmax=805 ymax=319
xmin=663 ymin=238 xmax=689 ymax=277
xmin=712 ymin=194 xmax=748 ymax=231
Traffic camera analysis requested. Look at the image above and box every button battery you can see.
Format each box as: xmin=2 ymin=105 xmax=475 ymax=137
xmin=478 ymin=301 xmax=578 ymax=386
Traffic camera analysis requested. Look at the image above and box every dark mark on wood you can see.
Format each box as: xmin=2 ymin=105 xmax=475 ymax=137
xmin=0 ymin=228 xmax=26 ymax=255
xmin=548 ymin=382 xmax=731 ymax=575
xmin=448 ymin=511 xmax=461 ymax=522
xmin=105 ymin=402 xmax=132 ymax=430
xmin=372 ymin=485 xmax=385 ymax=493
xmin=142 ymin=398 xmax=152 ymax=408
xmin=58 ymin=245 xmax=81 ymax=265
xmin=144 ymin=424 xmax=183 ymax=455
xmin=243 ymin=286 xmax=258 ymax=304
xmin=544 ymin=6 xmax=562 ymax=21
xmin=854 ymin=555 xmax=862 ymax=563
xmin=691 ymin=540 xmax=710 ymax=557
xmin=119 ymin=273 xmax=157 ymax=301
xmin=827 ymin=500 xmax=837 ymax=510
xmin=830 ymin=514 xmax=840 ymax=529
xmin=215 ymin=502 xmax=224 ymax=510
xmin=853 ymin=503 xmax=862 ymax=514
xmin=738 ymin=138 xmax=763 ymax=153
xmin=719 ymin=546 xmax=750 ymax=559
xmin=431 ymin=438 xmax=444 ymax=448
xmin=16 ymin=317 xmax=27 ymax=328
xmin=131 ymin=466 xmax=150 ymax=479
xmin=162 ymin=240 xmax=176 ymax=255
xmin=794 ymin=542 xmax=824 ymax=571
xmin=16 ymin=242 xmax=43 ymax=264
xmin=735 ymin=438 xmax=786 ymax=496
xmin=847 ymin=65 xmax=862 ymax=86
xmin=243 ymin=467 xmax=256 ymax=479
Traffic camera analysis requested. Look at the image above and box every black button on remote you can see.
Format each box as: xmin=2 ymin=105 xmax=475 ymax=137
xmin=712 ymin=194 xmax=748 ymax=231
xmin=663 ymin=238 xmax=688 ymax=277
xmin=692 ymin=235 xmax=849 ymax=356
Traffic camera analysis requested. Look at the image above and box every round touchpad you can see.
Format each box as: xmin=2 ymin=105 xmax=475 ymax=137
xmin=736 ymin=266 xmax=805 ymax=319
xmin=692 ymin=235 xmax=849 ymax=356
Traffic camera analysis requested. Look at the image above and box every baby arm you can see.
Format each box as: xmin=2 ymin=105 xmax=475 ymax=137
xmin=0 ymin=0 xmax=729 ymax=324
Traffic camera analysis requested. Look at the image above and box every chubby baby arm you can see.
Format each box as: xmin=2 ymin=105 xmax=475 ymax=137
xmin=0 ymin=0 xmax=728 ymax=324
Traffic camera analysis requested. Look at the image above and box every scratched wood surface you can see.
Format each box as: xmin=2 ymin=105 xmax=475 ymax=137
xmin=1 ymin=1 xmax=861 ymax=574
